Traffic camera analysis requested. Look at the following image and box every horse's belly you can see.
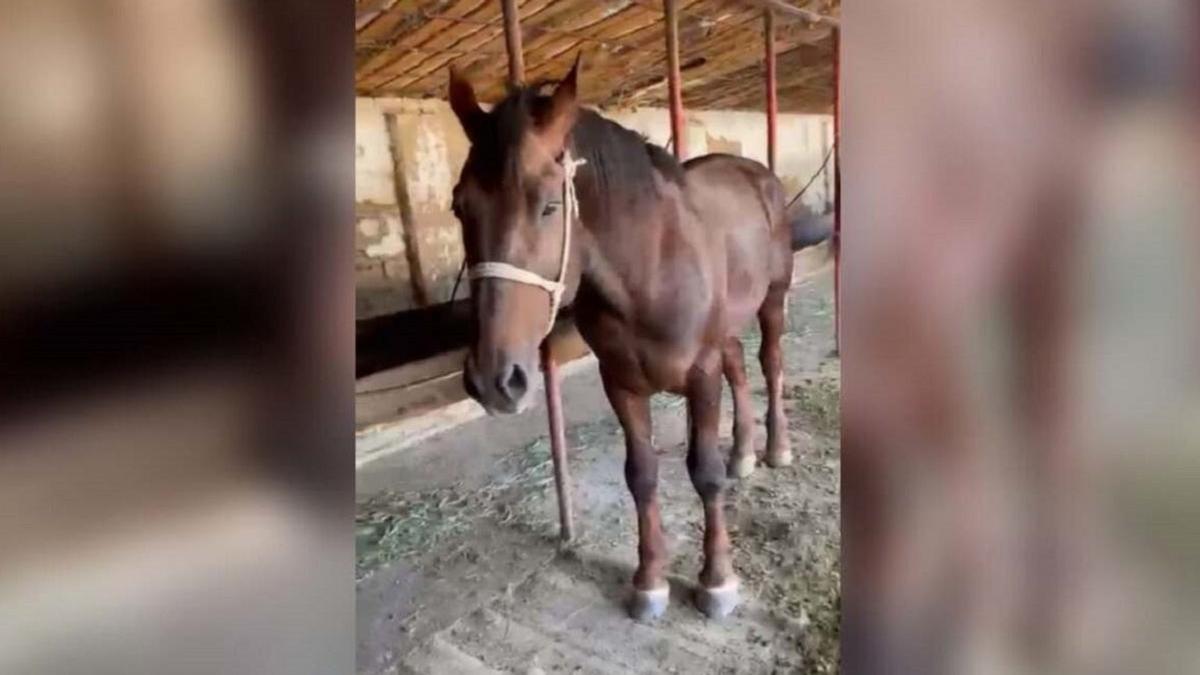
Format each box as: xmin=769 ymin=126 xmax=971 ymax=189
xmin=722 ymin=226 xmax=774 ymax=332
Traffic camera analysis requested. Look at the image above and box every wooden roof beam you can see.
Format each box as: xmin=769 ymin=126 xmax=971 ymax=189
xmin=725 ymin=0 xmax=839 ymax=26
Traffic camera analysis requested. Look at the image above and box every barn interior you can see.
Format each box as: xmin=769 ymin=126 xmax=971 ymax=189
xmin=354 ymin=2 xmax=842 ymax=672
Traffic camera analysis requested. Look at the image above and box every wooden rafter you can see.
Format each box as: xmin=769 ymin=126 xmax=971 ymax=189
xmin=355 ymin=0 xmax=838 ymax=112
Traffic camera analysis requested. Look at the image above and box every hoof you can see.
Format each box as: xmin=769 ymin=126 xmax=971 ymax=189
xmin=766 ymin=450 xmax=793 ymax=468
xmin=695 ymin=578 xmax=740 ymax=619
xmin=728 ymin=454 xmax=756 ymax=479
xmin=628 ymin=585 xmax=669 ymax=622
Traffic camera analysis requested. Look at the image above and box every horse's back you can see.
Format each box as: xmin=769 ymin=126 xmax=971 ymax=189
xmin=682 ymin=154 xmax=793 ymax=327
xmin=683 ymin=153 xmax=783 ymax=209
xmin=682 ymin=153 xmax=787 ymax=241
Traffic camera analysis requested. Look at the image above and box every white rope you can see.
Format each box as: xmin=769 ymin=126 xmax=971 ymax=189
xmin=468 ymin=263 xmax=563 ymax=295
xmin=468 ymin=150 xmax=586 ymax=338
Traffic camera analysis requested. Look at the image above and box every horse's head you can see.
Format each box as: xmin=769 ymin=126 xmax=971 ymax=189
xmin=449 ymin=58 xmax=582 ymax=415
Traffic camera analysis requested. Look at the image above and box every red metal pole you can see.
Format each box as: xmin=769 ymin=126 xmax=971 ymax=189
xmin=832 ymin=26 xmax=841 ymax=354
xmin=541 ymin=344 xmax=575 ymax=542
xmin=664 ymin=0 xmax=686 ymax=160
xmin=764 ymin=10 xmax=778 ymax=172
xmin=500 ymin=0 xmax=524 ymax=85
xmin=500 ymin=0 xmax=573 ymax=541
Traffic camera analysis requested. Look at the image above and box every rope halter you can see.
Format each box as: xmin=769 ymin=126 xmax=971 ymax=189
xmin=468 ymin=150 xmax=586 ymax=338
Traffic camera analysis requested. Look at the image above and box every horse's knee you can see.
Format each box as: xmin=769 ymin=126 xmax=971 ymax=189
xmin=686 ymin=449 xmax=726 ymax=501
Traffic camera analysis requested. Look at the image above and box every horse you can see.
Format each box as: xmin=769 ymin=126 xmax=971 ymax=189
xmin=448 ymin=57 xmax=826 ymax=620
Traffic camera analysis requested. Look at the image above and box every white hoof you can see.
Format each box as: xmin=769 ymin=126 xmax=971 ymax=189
xmin=728 ymin=454 xmax=757 ymax=479
xmin=766 ymin=450 xmax=793 ymax=468
xmin=695 ymin=578 xmax=740 ymax=619
xmin=628 ymin=584 xmax=669 ymax=622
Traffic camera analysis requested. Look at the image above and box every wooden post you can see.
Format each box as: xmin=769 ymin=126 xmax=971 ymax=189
xmin=384 ymin=113 xmax=430 ymax=307
xmin=500 ymin=0 xmax=524 ymax=85
xmin=541 ymin=343 xmax=575 ymax=542
xmin=664 ymin=0 xmax=686 ymax=159
xmin=764 ymin=10 xmax=777 ymax=172
xmin=500 ymin=0 xmax=573 ymax=541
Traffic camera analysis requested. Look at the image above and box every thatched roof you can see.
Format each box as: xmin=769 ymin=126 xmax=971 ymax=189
xmin=356 ymin=0 xmax=838 ymax=112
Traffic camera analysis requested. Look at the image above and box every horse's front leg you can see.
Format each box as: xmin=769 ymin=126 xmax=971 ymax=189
xmin=686 ymin=353 xmax=740 ymax=619
xmin=601 ymin=368 xmax=669 ymax=621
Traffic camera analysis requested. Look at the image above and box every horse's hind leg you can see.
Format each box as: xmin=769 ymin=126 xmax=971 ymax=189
xmin=687 ymin=353 xmax=740 ymax=619
xmin=722 ymin=337 xmax=756 ymax=478
xmin=601 ymin=368 xmax=669 ymax=621
xmin=759 ymin=283 xmax=793 ymax=467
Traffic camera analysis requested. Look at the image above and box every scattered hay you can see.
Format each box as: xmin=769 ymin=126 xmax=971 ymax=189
xmin=737 ymin=355 xmax=841 ymax=673
xmin=358 ymin=362 xmax=843 ymax=670
xmin=785 ymin=368 xmax=840 ymax=439
xmin=356 ymin=438 xmax=556 ymax=579
xmin=730 ymin=473 xmax=841 ymax=674
xmin=356 ymin=414 xmax=634 ymax=580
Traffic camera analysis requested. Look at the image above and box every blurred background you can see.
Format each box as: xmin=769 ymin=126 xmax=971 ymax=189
xmin=843 ymin=0 xmax=1199 ymax=673
xmin=3 ymin=0 xmax=1199 ymax=672
xmin=0 ymin=1 xmax=352 ymax=674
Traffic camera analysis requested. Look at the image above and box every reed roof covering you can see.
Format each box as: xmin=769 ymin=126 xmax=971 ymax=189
xmin=356 ymin=0 xmax=838 ymax=112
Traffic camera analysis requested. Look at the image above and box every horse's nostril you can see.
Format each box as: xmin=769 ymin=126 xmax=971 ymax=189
xmin=496 ymin=363 xmax=528 ymax=402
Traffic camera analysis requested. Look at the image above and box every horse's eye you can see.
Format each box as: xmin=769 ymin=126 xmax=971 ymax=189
xmin=541 ymin=201 xmax=561 ymax=218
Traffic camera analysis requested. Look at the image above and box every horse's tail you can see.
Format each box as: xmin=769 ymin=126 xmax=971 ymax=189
xmin=789 ymin=204 xmax=833 ymax=251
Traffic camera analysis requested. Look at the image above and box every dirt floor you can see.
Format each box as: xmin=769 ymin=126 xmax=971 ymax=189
xmin=356 ymin=267 xmax=840 ymax=675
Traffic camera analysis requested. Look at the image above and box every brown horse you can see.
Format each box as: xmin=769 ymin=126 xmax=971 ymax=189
xmin=449 ymin=58 xmax=821 ymax=620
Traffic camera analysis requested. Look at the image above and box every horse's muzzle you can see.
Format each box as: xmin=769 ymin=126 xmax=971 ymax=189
xmin=463 ymin=352 xmax=536 ymax=415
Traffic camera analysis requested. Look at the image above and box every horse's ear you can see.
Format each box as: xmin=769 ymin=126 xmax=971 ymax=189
xmin=539 ymin=53 xmax=581 ymax=149
xmin=448 ymin=66 xmax=485 ymax=142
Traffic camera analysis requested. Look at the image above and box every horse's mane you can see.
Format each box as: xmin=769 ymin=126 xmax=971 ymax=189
xmin=483 ymin=84 xmax=686 ymax=197
xmin=572 ymin=108 xmax=686 ymax=197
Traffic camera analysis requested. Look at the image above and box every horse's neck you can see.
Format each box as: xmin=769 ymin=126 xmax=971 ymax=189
xmin=574 ymin=162 xmax=690 ymax=320
xmin=566 ymin=116 xmax=700 ymax=319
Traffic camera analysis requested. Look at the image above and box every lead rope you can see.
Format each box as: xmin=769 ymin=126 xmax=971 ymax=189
xmin=468 ymin=151 xmax=586 ymax=338
xmin=787 ymin=141 xmax=835 ymax=209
